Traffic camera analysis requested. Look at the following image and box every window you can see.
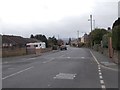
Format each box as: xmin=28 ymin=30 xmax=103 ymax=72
xmin=34 ymin=45 xmax=38 ymax=47
xmin=26 ymin=45 xmax=30 ymax=47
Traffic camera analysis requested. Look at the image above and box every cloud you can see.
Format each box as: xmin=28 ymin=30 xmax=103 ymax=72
xmin=1 ymin=0 xmax=119 ymax=39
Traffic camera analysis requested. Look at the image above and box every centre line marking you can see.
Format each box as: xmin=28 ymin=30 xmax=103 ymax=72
xmin=43 ymin=58 xmax=55 ymax=63
xmin=2 ymin=66 xmax=34 ymax=80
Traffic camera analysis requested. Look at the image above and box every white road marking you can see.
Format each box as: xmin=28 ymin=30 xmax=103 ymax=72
xmin=2 ymin=66 xmax=34 ymax=80
xmin=99 ymin=72 xmax=102 ymax=75
xmin=99 ymin=76 xmax=103 ymax=79
xmin=26 ymin=58 xmax=36 ymax=61
xmin=98 ymin=70 xmax=101 ymax=72
xmin=3 ymin=62 xmax=8 ymax=64
xmin=43 ymin=58 xmax=55 ymax=63
xmin=98 ymin=67 xmax=101 ymax=70
xmin=67 ymin=57 xmax=71 ymax=59
xmin=101 ymin=64 xmax=118 ymax=71
xmin=81 ymin=57 xmax=85 ymax=59
xmin=90 ymin=50 xmax=106 ymax=89
xmin=90 ymin=50 xmax=118 ymax=71
xmin=8 ymin=68 xmax=14 ymax=70
xmin=100 ymin=80 xmax=104 ymax=84
xmin=90 ymin=51 xmax=100 ymax=65
xmin=53 ymin=73 xmax=76 ymax=80
xmin=48 ymin=84 xmax=50 ymax=87
xmin=101 ymin=85 xmax=106 ymax=88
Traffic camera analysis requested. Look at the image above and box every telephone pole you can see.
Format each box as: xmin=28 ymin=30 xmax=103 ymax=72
xmin=90 ymin=15 xmax=93 ymax=32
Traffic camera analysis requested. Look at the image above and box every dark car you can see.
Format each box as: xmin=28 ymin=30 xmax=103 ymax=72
xmin=60 ymin=45 xmax=67 ymax=50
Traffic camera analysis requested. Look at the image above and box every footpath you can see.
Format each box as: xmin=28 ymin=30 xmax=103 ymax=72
xmin=90 ymin=49 xmax=118 ymax=71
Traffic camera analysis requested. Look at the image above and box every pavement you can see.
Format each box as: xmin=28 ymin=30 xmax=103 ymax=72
xmin=90 ymin=49 xmax=118 ymax=71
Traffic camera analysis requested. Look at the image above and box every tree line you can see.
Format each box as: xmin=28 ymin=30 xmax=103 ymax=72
xmin=30 ymin=34 xmax=64 ymax=48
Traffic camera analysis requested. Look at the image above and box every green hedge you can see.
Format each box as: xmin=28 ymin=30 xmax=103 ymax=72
xmin=112 ymin=25 xmax=120 ymax=50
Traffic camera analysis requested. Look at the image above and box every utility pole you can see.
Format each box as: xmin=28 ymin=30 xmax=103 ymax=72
xmin=93 ymin=20 xmax=95 ymax=30
xmin=77 ymin=30 xmax=79 ymax=47
xmin=90 ymin=15 xmax=93 ymax=32
xmin=58 ymin=34 xmax=59 ymax=40
xmin=77 ymin=30 xmax=79 ymax=39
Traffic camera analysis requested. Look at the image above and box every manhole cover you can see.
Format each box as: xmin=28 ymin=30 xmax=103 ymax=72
xmin=53 ymin=73 xmax=76 ymax=80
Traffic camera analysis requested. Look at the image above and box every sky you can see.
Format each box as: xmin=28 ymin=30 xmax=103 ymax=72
xmin=0 ymin=0 xmax=119 ymax=39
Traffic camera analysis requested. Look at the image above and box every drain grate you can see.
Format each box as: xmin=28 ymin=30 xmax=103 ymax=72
xmin=53 ymin=73 xmax=76 ymax=80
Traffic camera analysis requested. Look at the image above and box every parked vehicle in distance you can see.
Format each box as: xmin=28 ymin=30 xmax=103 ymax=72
xmin=60 ymin=45 xmax=67 ymax=50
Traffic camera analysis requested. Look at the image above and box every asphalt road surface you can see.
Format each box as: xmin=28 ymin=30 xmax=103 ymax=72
xmin=2 ymin=46 xmax=118 ymax=89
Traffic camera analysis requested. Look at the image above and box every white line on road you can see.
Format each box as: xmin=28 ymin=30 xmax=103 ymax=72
xmin=98 ymin=70 xmax=101 ymax=72
xmin=98 ymin=67 xmax=101 ymax=70
xmin=100 ymin=80 xmax=104 ymax=84
xmin=26 ymin=58 xmax=36 ymax=61
xmin=2 ymin=66 xmax=34 ymax=80
xmin=99 ymin=76 xmax=103 ymax=79
xmin=101 ymin=85 xmax=106 ymax=89
xmin=101 ymin=64 xmax=118 ymax=71
xmin=99 ymin=72 xmax=102 ymax=75
xmin=43 ymin=58 xmax=55 ymax=64
xmin=90 ymin=51 xmax=100 ymax=65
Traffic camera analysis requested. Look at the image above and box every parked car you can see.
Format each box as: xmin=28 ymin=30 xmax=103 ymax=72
xmin=60 ymin=45 xmax=67 ymax=50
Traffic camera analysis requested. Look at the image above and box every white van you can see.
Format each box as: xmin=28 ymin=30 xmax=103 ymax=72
xmin=26 ymin=42 xmax=46 ymax=49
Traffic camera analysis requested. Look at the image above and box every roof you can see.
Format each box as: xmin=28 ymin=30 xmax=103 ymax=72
xmin=2 ymin=35 xmax=41 ymax=45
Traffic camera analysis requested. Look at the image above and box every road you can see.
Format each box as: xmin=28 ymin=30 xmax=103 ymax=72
xmin=2 ymin=46 xmax=118 ymax=89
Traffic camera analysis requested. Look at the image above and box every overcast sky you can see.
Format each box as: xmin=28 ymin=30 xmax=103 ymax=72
xmin=0 ymin=0 xmax=119 ymax=39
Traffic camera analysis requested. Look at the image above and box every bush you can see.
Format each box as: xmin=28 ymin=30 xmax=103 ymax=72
xmin=102 ymin=32 xmax=112 ymax=48
xmin=52 ymin=45 xmax=58 ymax=50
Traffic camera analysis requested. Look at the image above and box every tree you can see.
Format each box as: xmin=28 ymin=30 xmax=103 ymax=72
xmin=34 ymin=34 xmax=48 ymax=47
xmin=112 ymin=18 xmax=120 ymax=29
xmin=89 ymin=28 xmax=108 ymax=45
xmin=68 ymin=38 xmax=71 ymax=45
xmin=112 ymin=18 xmax=120 ymax=50
xmin=47 ymin=36 xmax=58 ymax=47
xmin=30 ymin=34 xmax=34 ymax=38
xmin=102 ymin=32 xmax=112 ymax=48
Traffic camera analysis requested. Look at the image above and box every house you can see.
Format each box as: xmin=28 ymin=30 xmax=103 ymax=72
xmin=2 ymin=35 xmax=41 ymax=48
xmin=81 ymin=33 xmax=89 ymax=44
xmin=70 ymin=39 xmax=78 ymax=47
